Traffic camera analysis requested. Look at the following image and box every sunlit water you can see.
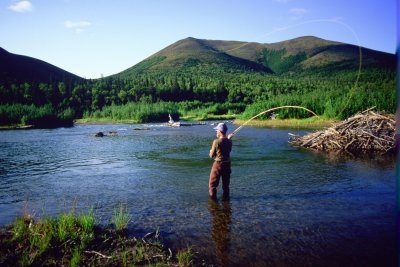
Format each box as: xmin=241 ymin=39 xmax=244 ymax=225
xmin=0 ymin=123 xmax=396 ymax=266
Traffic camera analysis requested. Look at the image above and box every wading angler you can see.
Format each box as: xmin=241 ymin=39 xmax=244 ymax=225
xmin=209 ymin=123 xmax=233 ymax=201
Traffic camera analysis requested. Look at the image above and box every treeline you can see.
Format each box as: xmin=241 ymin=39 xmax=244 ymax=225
xmin=0 ymin=104 xmax=74 ymax=127
xmin=83 ymin=101 xmax=245 ymax=122
xmin=0 ymin=67 xmax=395 ymax=126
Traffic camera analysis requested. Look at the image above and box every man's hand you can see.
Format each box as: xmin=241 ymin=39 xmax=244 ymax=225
xmin=209 ymin=150 xmax=214 ymax=158
xmin=227 ymin=133 xmax=233 ymax=139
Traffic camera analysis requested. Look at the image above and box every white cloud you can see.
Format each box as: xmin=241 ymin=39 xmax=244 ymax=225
xmin=289 ymin=8 xmax=309 ymax=15
xmin=8 ymin=1 xmax=33 ymax=13
xmin=64 ymin=20 xmax=91 ymax=28
xmin=64 ymin=20 xmax=91 ymax=33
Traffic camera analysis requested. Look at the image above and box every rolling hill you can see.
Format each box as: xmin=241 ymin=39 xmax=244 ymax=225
xmin=0 ymin=36 xmax=395 ymax=85
xmin=0 ymin=35 xmax=396 ymax=127
xmin=0 ymin=47 xmax=83 ymax=85
xmin=114 ymin=36 xmax=396 ymax=78
xmin=116 ymin=37 xmax=272 ymax=77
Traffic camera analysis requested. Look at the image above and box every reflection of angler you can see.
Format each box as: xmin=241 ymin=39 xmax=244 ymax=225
xmin=209 ymin=200 xmax=232 ymax=267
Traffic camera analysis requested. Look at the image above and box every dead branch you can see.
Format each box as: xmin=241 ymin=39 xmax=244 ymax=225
xmin=84 ymin=250 xmax=112 ymax=259
xmin=289 ymin=108 xmax=395 ymax=156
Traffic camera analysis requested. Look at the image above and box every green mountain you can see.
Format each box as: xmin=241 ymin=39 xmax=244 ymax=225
xmin=0 ymin=47 xmax=83 ymax=85
xmin=114 ymin=36 xmax=395 ymax=78
xmin=116 ymin=37 xmax=272 ymax=78
xmin=0 ymin=36 xmax=394 ymax=84
xmin=0 ymin=36 xmax=396 ymax=127
xmin=0 ymin=48 xmax=85 ymax=127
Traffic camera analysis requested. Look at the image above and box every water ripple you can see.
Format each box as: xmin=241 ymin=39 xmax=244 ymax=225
xmin=0 ymin=123 xmax=396 ymax=266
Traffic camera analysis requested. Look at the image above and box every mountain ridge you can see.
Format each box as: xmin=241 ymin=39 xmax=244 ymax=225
xmin=119 ymin=37 xmax=273 ymax=75
xmin=114 ymin=35 xmax=395 ymax=78
xmin=0 ymin=35 xmax=396 ymax=84
xmin=0 ymin=35 xmax=395 ymax=126
xmin=0 ymin=47 xmax=83 ymax=85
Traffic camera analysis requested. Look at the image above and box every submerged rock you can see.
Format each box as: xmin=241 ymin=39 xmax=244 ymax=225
xmin=107 ymin=131 xmax=118 ymax=136
xmin=95 ymin=132 xmax=104 ymax=137
xmin=94 ymin=131 xmax=118 ymax=137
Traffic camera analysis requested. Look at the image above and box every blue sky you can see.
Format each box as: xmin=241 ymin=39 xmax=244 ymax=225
xmin=0 ymin=0 xmax=396 ymax=78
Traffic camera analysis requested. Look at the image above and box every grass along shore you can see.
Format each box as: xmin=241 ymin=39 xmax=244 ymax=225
xmin=0 ymin=205 xmax=195 ymax=267
xmin=74 ymin=115 xmax=333 ymax=129
xmin=4 ymin=115 xmax=336 ymax=130
xmin=233 ymin=116 xmax=336 ymax=129
xmin=174 ymin=114 xmax=236 ymax=121
xmin=74 ymin=114 xmax=236 ymax=125
xmin=19 ymin=115 xmax=335 ymax=129
xmin=74 ymin=117 xmax=141 ymax=124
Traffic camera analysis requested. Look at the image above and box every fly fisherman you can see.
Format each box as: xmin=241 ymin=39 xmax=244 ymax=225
xmin=209 ymin=123 xmax=233 ymax=201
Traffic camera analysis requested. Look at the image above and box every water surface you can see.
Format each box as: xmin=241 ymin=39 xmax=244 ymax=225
xmin=0 ymin=123 xmax=396 ymax=266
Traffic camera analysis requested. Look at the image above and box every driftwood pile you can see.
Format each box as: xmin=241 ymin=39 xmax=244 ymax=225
xmin=289 ymin=109 xmax=396 ymax=156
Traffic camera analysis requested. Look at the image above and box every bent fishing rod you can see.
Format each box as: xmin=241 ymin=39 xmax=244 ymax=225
xmin=228 ymin=105 xmax=319 ymax=139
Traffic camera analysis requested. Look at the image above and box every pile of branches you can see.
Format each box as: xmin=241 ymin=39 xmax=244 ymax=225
xmin=289 ymin=108 xmax=396 ymax=156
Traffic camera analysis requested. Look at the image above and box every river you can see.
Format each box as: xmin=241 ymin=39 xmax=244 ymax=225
xmin=0 ymin=123 xmax=396 ymax=266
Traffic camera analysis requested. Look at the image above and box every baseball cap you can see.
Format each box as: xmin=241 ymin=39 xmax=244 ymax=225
xmin=213 ymin=122 xmax=227 ymax=133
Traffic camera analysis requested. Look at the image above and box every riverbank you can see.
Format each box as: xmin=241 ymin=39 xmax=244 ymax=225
xmin=0 ymin=208 xmax=195 ymax=267
xmin=74 ymin=118 xmax=141 ymax=124
xmin=74 ymin=114 xmax=235 ymax=125
xmin=0 ymin=125 xmax=34 ymax=130
xmin=2 ymin=116 xmax=334 ymax=129
xmin=181 ymin=114 xmax=236 ymax=121
xmin=233 ymin=117 xmax=336 ymax=129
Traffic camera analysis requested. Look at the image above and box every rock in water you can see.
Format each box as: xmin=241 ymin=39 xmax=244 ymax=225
xmin=95 ymin=132 xmax=104 ymax=137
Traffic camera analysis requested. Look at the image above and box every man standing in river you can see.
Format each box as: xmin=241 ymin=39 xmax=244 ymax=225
xmin=209 ymin=123 xmax=232 ymax=201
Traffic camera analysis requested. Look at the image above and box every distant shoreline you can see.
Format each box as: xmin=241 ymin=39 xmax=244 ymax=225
xmin=1 ymin=116 xmax=336 ymax=129
xmin=233 ymin=117 xmax=336 ymax=129
xmin=74 ymin=118 xmax=140 ymax=125
xmin=74 ymin=116 xmax=336 ymax=130
xmin=0 ymin=125 xmax=34 ymax=130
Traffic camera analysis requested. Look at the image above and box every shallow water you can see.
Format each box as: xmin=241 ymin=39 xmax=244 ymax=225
xmin=0 ymin=123 xmax=396 ymax=266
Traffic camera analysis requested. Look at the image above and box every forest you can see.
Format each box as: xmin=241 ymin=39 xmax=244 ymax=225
xmin=0 ymin=66 xmax=395 ymax=127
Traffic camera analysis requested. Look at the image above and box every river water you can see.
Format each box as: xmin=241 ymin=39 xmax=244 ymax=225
xmin=0 ymin=123 xmax=396 ymax=266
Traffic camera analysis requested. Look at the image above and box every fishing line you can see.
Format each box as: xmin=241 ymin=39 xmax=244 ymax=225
xmin=229 ymin=105 xmax=319 ymax=138
xmin=224 ymin=18 xmax=363 ymax=118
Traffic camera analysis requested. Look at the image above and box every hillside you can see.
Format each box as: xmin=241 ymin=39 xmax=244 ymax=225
xmin=0 ymin=36 xmax=394 ymax=85
xmin=0 ymin=36 xmax=396 ymax=127
xmin=0 ymin=47 xmax=83 ymax=85
xmin=117 ymin=37 xmax=272 ymax=77
xmin=114 ymin=36 xmax=396 ymax=78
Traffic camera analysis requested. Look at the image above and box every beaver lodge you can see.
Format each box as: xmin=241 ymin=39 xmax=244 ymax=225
xmin=289 ymin=108 xmax=396 ymax=156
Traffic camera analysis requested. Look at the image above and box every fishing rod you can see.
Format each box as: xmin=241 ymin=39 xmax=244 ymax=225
xmin=229 ymin=105 xmax=319 ymax=139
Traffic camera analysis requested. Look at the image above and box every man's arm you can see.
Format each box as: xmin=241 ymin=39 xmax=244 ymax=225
xmin=209 ymin=140 xmax=217 ymax=158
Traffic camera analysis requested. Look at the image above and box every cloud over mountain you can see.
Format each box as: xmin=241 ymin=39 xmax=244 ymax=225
xmin=64 ymin=20 xmax=91 ymax=33
xmin=8 ymin=1 xmax=33 ymax=13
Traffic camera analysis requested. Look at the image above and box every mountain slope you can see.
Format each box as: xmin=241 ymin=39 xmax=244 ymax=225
xmin=0 ymin=36 xmax=395 ymax=126
xmin=0 ymin=48 xmax=83 ymax=85
xmin=114 ymin=36 xmax=396 ymax=78
xmin=116 ymin=37 xmax=272 ymax=78
xmin=210 ymin=36 xmax=395 ymax=73
xmin=1 ymin=36 xmax=394 ymax=85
